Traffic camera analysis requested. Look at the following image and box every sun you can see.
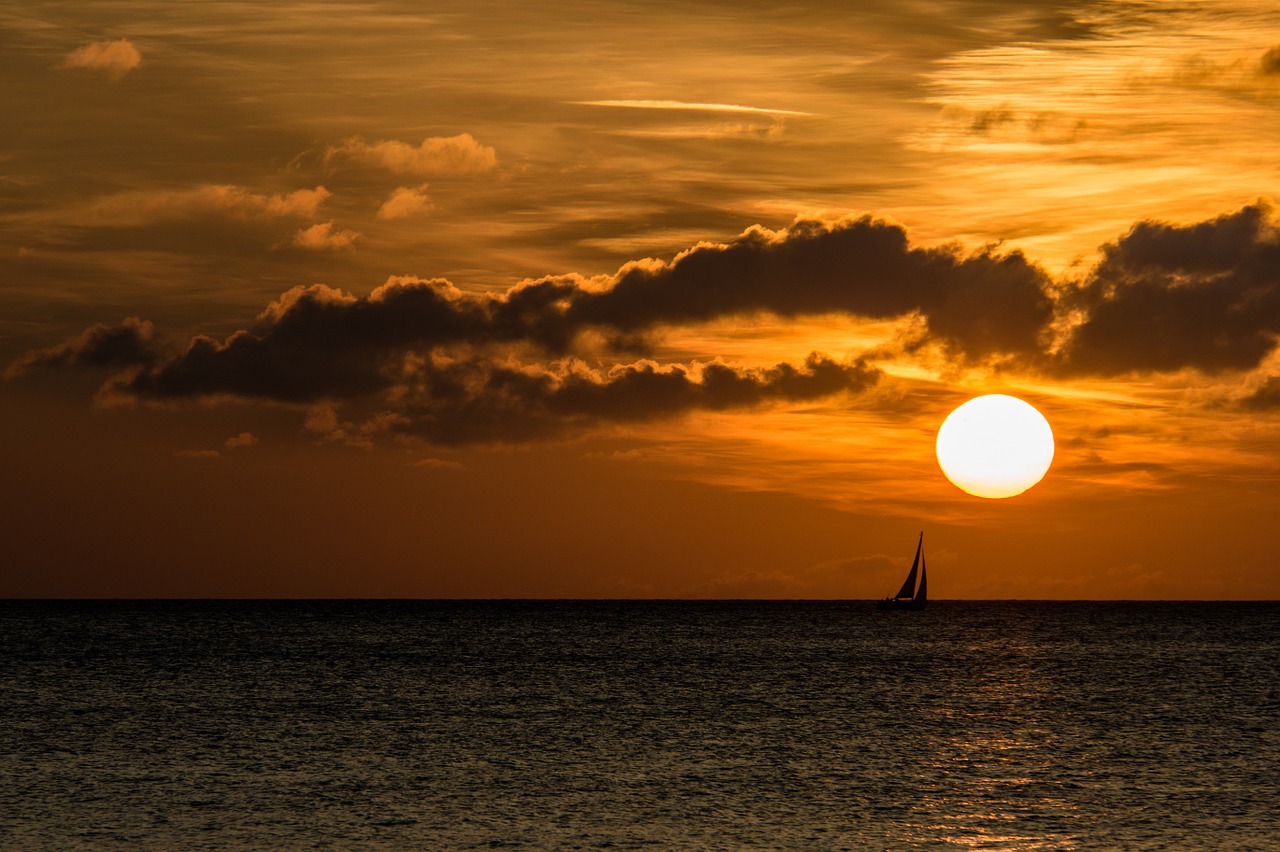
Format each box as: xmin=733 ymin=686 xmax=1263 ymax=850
xmin=936 ymin=394 xmax=1054 ymax=499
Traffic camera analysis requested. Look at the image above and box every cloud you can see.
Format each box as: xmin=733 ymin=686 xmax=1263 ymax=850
xmin=290 ymin=221 xmax=360 ymax=251
xmin=109 ymin=279 xmax=483 ymax=403
xmin=224 ymin=431 xmax=258 ymax=449
xmin=377 ymin=185 xmax=433 ymax=220
xmin=7 ymin=214 xmax=1051 ymax=408
xmin=22 ymin=202 xmax=1280 ymax=443
xmin=573 ymin=99 xmax=815 ymax=116
xmin=1261 ymin=47 xmax=1280 ymax=76
xmin=553 ymin=216 xmax=1054 ymax=361
xmin=411 ymin=457 xmax=464 ymax=470
xmin=324 ymin=134 xmax=497 ymax=177
xmin=315 ymin=353 xmax=881 ymax=446
xmin=5 ymin=317 xmax=157 ymax=378
xmin=176 ymin=449 xmax=220 ymax=459
xmin=62 ymin=39 xmax=141 ymax=80
xmin=614 ymin=120 xmax=789 ymax=141
xmin=61 ymin=215 xmax=1048 ymax=407
xmin=1056 ymin=200 xmax=1280 ymax=375
xmin=682 ymin=553 xmax=902 ymax=598
xmin=74 ymin=185 xmax=330 ymax=227
xmin=1236 ymin=374 xmax=1280 ymax=410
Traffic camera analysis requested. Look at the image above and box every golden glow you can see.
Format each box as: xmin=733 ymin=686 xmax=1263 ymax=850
xmin=936 ymin=394 xmax=1055 ymax=499
xmin=8 ymin=1 xmax=1280 ymax=601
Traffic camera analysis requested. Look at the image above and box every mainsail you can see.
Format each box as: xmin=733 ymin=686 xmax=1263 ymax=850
xmin=877 ymin=532 xmax=928 ymax=611
xmin=893 ymin=532 xmax=923 ymax=600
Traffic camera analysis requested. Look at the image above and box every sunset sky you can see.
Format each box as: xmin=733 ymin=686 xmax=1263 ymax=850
xmin=5 ymin=0 xmax=1280 ymax=598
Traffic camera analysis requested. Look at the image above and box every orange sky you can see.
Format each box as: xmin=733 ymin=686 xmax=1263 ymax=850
xmin=4 ymin=0 xmax=1280 ymax=598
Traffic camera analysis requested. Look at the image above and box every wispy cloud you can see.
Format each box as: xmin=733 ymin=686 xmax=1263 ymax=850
xmin=573 ymin=99 xmax=815 ymax=116
xmin=176 ymin=449 xmax=220 ymax=459
xmin=69 ymin=185 xmax=331 ymax=227
xmin=904 ymin=0 xmax=1280 ymax=269
xmin=411 ymin=457 xmax=464 ymax=470
xmin=613 ymin=120 xmax=789 ymax=141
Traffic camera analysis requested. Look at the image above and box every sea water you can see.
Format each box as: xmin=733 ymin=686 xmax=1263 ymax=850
xmin=2 ymin=601 xmax=1277 ymax=849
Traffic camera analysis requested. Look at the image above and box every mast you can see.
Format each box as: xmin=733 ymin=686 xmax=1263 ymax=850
xmin=894 ymin=532 xmax=922 ymax=600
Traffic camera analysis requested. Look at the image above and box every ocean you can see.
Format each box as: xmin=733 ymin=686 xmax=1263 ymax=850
xmin=2 ymin=601 xmax=1277 ymax=849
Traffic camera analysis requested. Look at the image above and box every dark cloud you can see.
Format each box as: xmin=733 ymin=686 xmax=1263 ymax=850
xmin=1057 ymin=201 xmax=1280 ymax=375
xmin=116 ymin=281 xmax=487 ymax=402
xmin=560 ymin=216 xmax=1054 ymax=360
xmin=1237 ymin=375 xmax=1280 ymax=410
xmin=362 ymin=353 xmax=881 ymax=445
xmin=1261 ymin=46 xmax=1280 ymax=76
xmin=49 ymin=215 xmax=1051 ymax=405
xmin=119 ymin=331 xmax=383 ymax=403
xmin=5 ymin=317 xmax=158 ymax=378
xmin=16 ymin=203 xmax=1280 ymax=441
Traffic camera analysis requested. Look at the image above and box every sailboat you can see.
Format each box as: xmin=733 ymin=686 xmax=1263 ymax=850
xmin=876 ymin=532 xmax=927 ymax=611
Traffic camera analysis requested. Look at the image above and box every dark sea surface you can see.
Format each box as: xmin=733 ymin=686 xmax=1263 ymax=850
xmin=2 ymin=601 xmax=1278 ymax=850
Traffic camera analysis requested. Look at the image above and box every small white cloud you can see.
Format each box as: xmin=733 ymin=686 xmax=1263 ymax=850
xmin=291 ymin=221 xmax=360 ymax=251
xmin=224 ymin=431 xmax=258 ymax=449
xmin=377 ymin=184 xmax=433 ymax=220
xmin=325 ymin=134 xmax=496 ymax=177
xmin=62 ymin=39 xmax=142 ymax=80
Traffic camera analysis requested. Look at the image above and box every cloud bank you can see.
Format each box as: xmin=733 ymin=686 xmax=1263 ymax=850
xmin=375 ymin=353 xmax=881 ymax=445
xmin=1059 ymin=201 xmax=1280 ymax=375
xmin=14 ymin=202 xmax=1280 ymax=444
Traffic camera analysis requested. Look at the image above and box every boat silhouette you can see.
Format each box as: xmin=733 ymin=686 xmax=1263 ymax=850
xmin=877 ymin=532 xmax=927 ymax=611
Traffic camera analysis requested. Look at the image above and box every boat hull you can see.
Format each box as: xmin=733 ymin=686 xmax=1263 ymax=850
xmin=876 ymin=597 xmax=927 ymax=611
